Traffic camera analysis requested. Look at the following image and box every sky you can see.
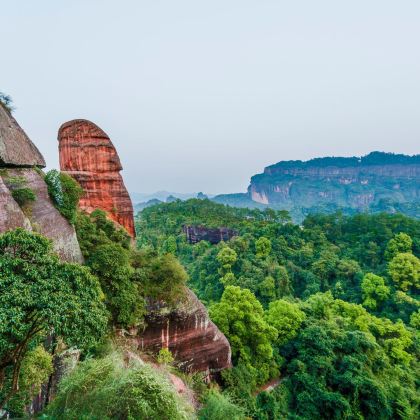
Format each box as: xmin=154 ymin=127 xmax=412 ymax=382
xmin=1 ymin=1 xmax=420 ymax=194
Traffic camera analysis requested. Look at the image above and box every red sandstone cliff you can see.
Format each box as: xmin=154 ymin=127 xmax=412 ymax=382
xmin=135 ymin=288 xmax=231 ymax=379
xmin=58 ymin=119 xmax=135 ymax=237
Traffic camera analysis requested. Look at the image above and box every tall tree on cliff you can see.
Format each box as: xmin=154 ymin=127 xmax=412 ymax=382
xmin=0 ymin=229 xmax=108 ymax=411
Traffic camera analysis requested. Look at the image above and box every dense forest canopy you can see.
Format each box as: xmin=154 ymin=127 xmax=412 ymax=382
xmin=264 ymin=151 xmax=420 ymax=172
xmin=137 ymin=199 xmax=420 ymax=418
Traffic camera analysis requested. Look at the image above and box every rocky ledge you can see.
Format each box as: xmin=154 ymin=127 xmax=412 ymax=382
xmin=134 ymin=288 xmax=232 ymax=380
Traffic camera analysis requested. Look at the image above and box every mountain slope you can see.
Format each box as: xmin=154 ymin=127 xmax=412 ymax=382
xmin=214 ymin=152 xmax=419 ymax=221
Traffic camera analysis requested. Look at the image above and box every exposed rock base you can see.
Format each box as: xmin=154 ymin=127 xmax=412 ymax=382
xmin=135 ymin=289 xmax=231 ymax=379
xmin=183 ymin=225 xmax=237 ymax=244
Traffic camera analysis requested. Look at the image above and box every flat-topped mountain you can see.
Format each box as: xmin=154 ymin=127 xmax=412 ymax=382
xmin=214 ymin=152 xmax=419 ymax=221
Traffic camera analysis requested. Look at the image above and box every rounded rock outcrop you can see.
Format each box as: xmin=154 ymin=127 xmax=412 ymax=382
xmin=58 ymin=119 xmax=135 ymax=237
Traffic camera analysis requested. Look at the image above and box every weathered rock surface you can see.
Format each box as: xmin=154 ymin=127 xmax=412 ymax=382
xmin=0 ymin=168 xmax=83 ymax=263
xmin=58 ymin=119 xmax=135 ymax=237
xmin=215 ymin=152 xmax=420 ymax=221
xmin=0 ymin=175 xmax=32 ymax=232
xmin=183 ymin=225 xmax=237 ymax=245
xmin=0 ymin=104 xmax=45 ymax=167
xmin=0 ymin=109 xmax=83 ymax=262
xmin=31 ymin=348 xmax=81 ymax=414
xmin=248 ymin=153 xmax=420 ymax=209
xmin=136 ymin=288 xmax=231 ymax=379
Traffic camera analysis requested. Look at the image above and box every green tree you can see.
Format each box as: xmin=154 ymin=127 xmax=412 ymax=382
xmin=388 ymin=252 xmax=420 ymax=291
xmin=217 ymin=246 xmax=237 ymax=272
xmin=7 ymin=346 xmax=53 ymax=416
xmin=0 ymin=229 xmax=108 ymax=410
xmin=385 ymin=232 xmax=413 ymax=260
xmin=258 ymin=276 xmax=277 ymax=305
xmin=210 ymin=286 xmax=277 ymax=384
xmin=361 ymin=273 xmax=390 ymax=309
xmin=88 ymin=243 xmax=144 ymax=327
xmin=256 ymin=237 xmax=272 ymax=258
xmin=136 ymin=253 xmax=188 ymax=306
xmin=161 ymin=235 xmax=177 ymax=254
xmin=265 ymin=300 xmax=305 ymax=345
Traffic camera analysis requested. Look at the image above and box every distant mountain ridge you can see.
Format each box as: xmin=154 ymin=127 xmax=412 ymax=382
xmin=213 ymin=152 xmax=420 ymax=221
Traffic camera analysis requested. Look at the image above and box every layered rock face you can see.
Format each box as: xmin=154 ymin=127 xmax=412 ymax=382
xmin=135 ymin=288 xmax=231 ymax=379
xmin=183 ymin=225 xmax=237 ymax=244
xmin=58 ymin=120 xmax=135 ymax=237
xmin=0 ymin=105 xmax=45 ymax=167
xmin=0 ymin=106 xmax=83 ymax=262
xmin=248 ymin=153 xmax=419 ymax=209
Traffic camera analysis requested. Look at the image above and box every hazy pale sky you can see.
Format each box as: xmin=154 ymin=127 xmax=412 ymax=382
xmin=2 ymin=1 xmax=420 ymax=194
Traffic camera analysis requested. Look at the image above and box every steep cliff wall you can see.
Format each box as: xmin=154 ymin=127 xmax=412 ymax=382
xmin=58 ymin=120 xmax=135 ymax=237
xmin=183 ymin=225 xmax=237 ymax=244
xmin=247 ymin=153 xmax=419 ymax=213
xmin=135 ymin=288 xmax=231 ymax=379
xmin=0 ymin=107 xmax=83 ymax=262
xmin=0 ymin=105 xmax=45 ymax=167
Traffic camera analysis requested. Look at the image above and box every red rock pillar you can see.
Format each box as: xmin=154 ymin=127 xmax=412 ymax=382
xmin=58 ymin=119 xmax=135 ymax=237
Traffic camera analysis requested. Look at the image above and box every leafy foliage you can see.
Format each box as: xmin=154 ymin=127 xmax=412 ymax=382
xmin=198 ymin=389 xmax=245 ymax=420
xmin=45 ymin=170 xmax=83 ymax=224
xmin=137 ymin=200 xmax=420 ymax=418
xmin=46 ymin=352 xmax=193 ymax=420
xmin=157 ymin=348 xmax=174 ymax=365
xmin=0 ymin=228 xmax=108 ymax=410
xmin=0 ymin=91 xmax=14 ymax=113
xmin=210 ymin=286 xmax=277 ymax=385
xmin=11 ymin=187 xmax=36 ymax=206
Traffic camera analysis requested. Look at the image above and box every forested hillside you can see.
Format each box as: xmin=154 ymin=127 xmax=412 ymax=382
xmin=214 ymin=152 xmax=420 ymax=222
xmin=137 ymin=199 xmax=420 ymax=418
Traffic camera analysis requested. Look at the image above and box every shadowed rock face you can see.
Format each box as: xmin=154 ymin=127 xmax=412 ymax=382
xmin=0 ymin=108 xmax=83 ymax=262
xmin=58 ymin=119 xmax=135 ymax=237
xmin=136 ymin=288 xmax=231 ymax=380
xmin=0 ymin=105 xmax=45 ymax=167
xmin=183 ymin=225 xmax=237 ymax=245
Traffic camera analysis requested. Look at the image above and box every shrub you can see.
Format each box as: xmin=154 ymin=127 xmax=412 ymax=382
xmin=0 ymin=92 xmax=14 ymax=113
xmin=45 ymin=170 xmax=83 ymax=224
xmin=157 ymin=348 xmax=174 ymax=365
xmin=198 ymin=390 xmax=245 ymax=420
xmin=0 ymin=228 xmax=108 ymax=410
xmin=11 ymin=187 xmax=36 ymax=206
xmin=46 ymin=352 xmax=193 ymax=420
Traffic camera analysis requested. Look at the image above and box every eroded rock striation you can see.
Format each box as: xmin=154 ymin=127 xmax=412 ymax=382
xmin=0 ymin=107 xmax=83 ymax=262
xmin=0 ymin=104 xmax=45 ymax=167
xmin=136 ymin=288 xmax=231 ymax=379
xmin=214 ymin=152 xmax=420 ymax=221
xmin=58 ymin=119 xmax=135 ymax=237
